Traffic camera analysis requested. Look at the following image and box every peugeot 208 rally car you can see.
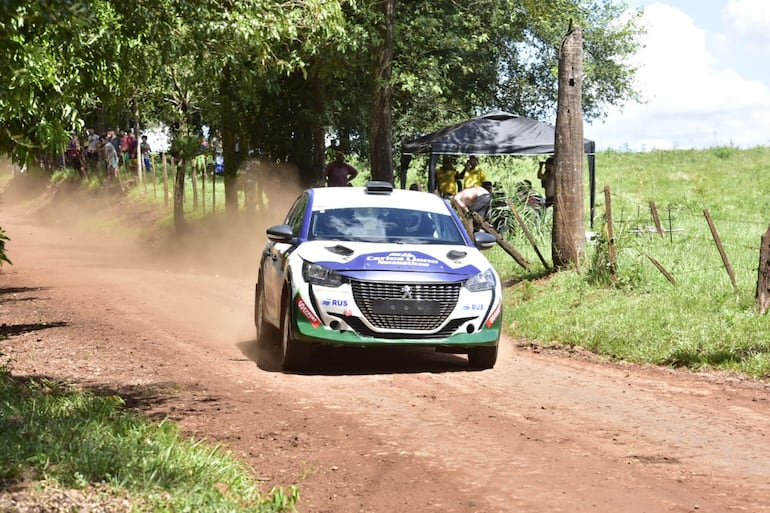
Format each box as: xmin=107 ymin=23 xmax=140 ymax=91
xmin=254 ymin=181 xmax=502 ymax=371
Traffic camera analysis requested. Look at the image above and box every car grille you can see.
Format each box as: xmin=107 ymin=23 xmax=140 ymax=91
xmin=351 ymin=280 xmax=461 ymax=332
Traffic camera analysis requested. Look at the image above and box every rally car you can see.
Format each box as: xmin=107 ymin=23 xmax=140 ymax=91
xmin=254 ymin=181 xmax=503 ymax=371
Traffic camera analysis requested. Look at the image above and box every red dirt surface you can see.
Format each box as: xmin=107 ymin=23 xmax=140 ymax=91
xmin=2 ymin=168 xmax=770 ymax=513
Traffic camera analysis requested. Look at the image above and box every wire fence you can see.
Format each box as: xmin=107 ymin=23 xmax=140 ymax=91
xmin=484 ymin=185 xmax=768 ymax=291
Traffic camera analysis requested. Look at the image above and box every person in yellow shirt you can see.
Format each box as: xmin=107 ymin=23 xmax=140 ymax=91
xmin=435 ymin=155 xmax=459 ymax=197
xmin=460 ymin=155 xmax=487 ymax=189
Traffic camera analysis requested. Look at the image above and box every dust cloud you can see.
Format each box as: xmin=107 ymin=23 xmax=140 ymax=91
xmin=1 ymin=158 xmax=306 ymax=354
xmin=1 ymin=158 xmax=305 ymax=279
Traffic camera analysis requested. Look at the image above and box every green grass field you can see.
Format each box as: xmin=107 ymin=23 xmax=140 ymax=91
xmin=479 ymin=146 xmax=770 ymax=378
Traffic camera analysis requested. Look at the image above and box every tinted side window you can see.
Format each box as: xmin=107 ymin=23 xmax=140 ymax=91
xmin=284 ymin=194 xmax=309 ymax=235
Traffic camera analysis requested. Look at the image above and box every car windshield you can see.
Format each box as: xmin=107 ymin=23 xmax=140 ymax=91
xmin=309 ymin=207 xmax=466 ymax=245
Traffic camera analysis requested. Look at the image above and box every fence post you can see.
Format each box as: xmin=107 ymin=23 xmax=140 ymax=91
xmin=646 ymin=255 xmax=676 ymax=285
xmin=201 ymin=162 xmax=206 ymax=213
xmin=649 ymin=201 xmax=664 ymax=236
xmin=604 ymin=185 xmax=617 ymax=284
xmin=453 ymin=198 xmax=530 ymax=270
xmin=191 ymin=158 xmax=199 ymax=212
xmin=212 ymin=171 xmax=216 ymax=213
xmin=162 ymin=153 xmax=169 ymax=209
xmin=703 ymin=209 xmax=737 ymax=290
xmin=756 ymin=225 xmax=770 ymax=315
xmin=505 ymin=199 xmax=549 ymax=269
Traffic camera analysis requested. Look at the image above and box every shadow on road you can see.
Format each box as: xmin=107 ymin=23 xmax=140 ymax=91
xmin=237 ymin=338 xmax=475 ymax=376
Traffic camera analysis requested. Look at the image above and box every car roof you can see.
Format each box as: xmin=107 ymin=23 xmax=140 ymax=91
xmin=309 ymin=185 xmax=450 ymax=214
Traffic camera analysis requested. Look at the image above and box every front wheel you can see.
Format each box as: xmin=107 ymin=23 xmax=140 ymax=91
xmin=468 ymin=345 xmax=498 ymax=370
xmin=255 ymin=279 xmax=278 ymax=367
xmin=280 ymin=295 xmax=311 ymax=372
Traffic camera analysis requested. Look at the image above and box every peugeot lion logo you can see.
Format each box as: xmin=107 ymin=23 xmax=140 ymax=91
xmin=400 ymin=285 xmax=413 ymax=299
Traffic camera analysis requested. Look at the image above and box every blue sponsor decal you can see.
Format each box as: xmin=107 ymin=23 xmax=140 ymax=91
xmin=366 ymin=252 xmax=439 ymax=268
xmin=463 ymin=303 xmax=486 ymax=311
xmin=320 ymin=251 xmax=473 ymax=274
xmin=322 ymin=298 xmax=349 ymax=307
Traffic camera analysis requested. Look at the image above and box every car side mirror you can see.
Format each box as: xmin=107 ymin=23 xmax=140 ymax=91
xmin=266 ymin=224 xmax=294 ymax=243
xmin=473 ymin=231 xmax=497 ymax=250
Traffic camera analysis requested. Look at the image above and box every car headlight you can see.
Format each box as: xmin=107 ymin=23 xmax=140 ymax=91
xmin=303 ymin=261 xmax=344 ymax=287
xmin=464 ymin=268 xmax=496 ymax=292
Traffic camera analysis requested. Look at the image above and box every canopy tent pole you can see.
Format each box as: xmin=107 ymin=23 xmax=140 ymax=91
xmin=588 ymin=147 xmax=596 ymax=229
xmin=428 ymin=152 xmax=439 ymax=193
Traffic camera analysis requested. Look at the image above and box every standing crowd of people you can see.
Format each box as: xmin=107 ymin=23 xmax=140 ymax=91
xmin=65 ymin=128 xmax=153 ymax=184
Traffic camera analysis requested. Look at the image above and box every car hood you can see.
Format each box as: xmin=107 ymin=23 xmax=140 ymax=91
xmin=295 ymin=241 xmax=491 ymax=281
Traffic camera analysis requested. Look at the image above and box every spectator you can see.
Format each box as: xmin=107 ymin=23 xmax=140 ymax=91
xmin=458 ymin=155 xmax=487 ymax=190
xmin=85 ymin=128 xmax=100 ymax=175
xmin=140 ymin=135 xmax=152 ymax=176
xmin=127 ymin=131 xmax=138 ymax=171
xmin=105 ymin=129 xmax=119 ymax=175
xmin=102 ymin=134 xmax=119 ymax=183
xmin=66 ymin=131 xmax=85 ymax=178
xmin=454 ymin=181 xmax=493 ymax=223
xmin=537 ymin=157 xmax=555 ymax=207
xmin=212 ymin=130 xmax=224 ymax=175
xmin=435 ymin=155 xmax=458 ymax=197
xmin=324 ymin=150 xmax=358 ymax=187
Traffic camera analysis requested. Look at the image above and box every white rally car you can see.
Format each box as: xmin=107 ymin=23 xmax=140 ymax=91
xmin=254 ymin=181 xmax=503 ymax=371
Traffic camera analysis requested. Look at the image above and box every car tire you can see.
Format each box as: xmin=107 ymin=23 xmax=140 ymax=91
xmin=468 ymin=345 xmax=498 ymax=370
xmin=280 ymin=293 xmax=311 ymax=372
xmin=255 ymin=279 xmax=278 ymax=367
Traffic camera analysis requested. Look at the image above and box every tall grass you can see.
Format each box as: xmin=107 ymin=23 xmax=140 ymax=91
xmin=480 ymin=146 xmax=770 ymax=378
xmin=0 ymin=364 xmax=298 ymax=512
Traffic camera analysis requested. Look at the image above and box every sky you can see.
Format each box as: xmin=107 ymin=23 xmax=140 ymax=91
xmin=585 ymin=0 xmax=770 ymax=151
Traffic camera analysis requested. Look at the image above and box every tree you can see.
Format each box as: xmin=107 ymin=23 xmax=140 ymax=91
xmin=369 ymin=0 xmax=396 ymax=183
xmin=552 ymin=24 xmax=586 ymax=268
xmin=1 ymin=0 xmax=644 ymax=234
xmin=0 ymin=1 xmax=113 ymax=166
xmin=391 ymin=0 xmax=643 ymax=142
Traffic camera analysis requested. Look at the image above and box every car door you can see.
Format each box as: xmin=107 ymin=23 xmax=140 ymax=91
xmin=263 ymin=194 xmax=308 ymax=322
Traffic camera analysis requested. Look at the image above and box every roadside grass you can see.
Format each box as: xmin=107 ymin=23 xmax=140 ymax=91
xmin=0 ymin=362 xmax=298 ymax=512
xmin=482 ymin=146 xmax=770 ymax=378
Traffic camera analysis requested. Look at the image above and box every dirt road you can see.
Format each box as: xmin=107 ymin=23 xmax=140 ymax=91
xmin=2 ymin=183 xmax=769 ymax=513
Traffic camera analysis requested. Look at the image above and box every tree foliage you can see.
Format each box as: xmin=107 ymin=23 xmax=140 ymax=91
xmin=1 ymin=0 xmax=643 ymax=194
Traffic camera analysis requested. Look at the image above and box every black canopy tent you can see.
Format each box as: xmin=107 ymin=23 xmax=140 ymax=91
xmin=399 ymin=111 xmax=597 ymax=226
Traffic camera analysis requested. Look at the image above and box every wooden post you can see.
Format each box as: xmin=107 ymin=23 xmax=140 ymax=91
xmin=191 ymin=157 xmax=199 ymax=211
xmin=756 ymin=226 xmax=770 ymax=315
xmin=604 ymin=185 xmax=617 ymax=284
xmin=646 ymin=255 xmax=676 ymax=285
xmin=453 ymin=198 xmax=530 ymax=270
xmin=505 ymin=198 xmax=549 ymax=269
xmin=162 ymin=153 xmax=169 ymax=209
xmin=471 ymin=211 xmax=531 ymax=271
xmin=704 ymin=209 xmax=737 ymax=290
xmin=649 ymin=201 xmax=664 ymax=236
xmin=212 ymin=171 xmax=216 ymax=213
xmin=201 ymin=162 xmax=206 ymax=213
xmin=148 ymin=154 xmax=156 ymax=199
